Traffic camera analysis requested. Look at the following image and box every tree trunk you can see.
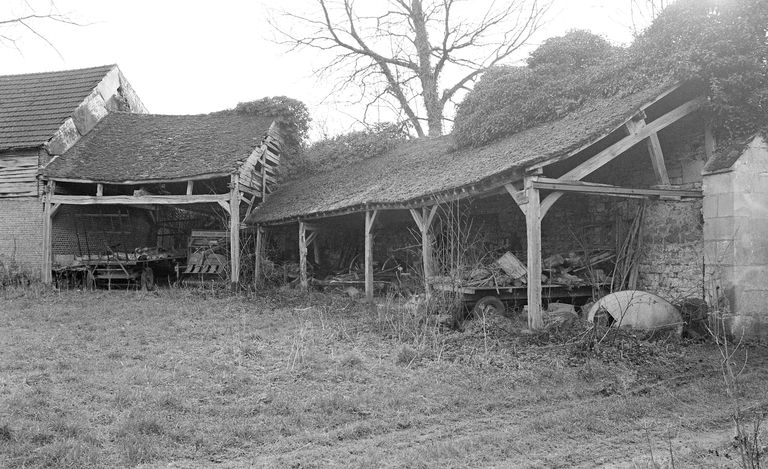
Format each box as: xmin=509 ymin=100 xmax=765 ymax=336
xmin=411 ymin=0 xmax=443 ymax=136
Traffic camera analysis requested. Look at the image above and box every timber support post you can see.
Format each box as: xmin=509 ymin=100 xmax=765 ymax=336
xmin=524 ymin=177 xmax=544 ymax=330
xmin=229 ymin=173 xmax=241 ymax=288
xmin=409 ymin=205 xmax=438 ymax=300
xmin=365 ymin=209 xmax=378 ymax=303
xmin=41 ymin=181 xmax=57 ymax=285
xmin=298 ymin=220 xmax=308 ymax=290
xmin=507 ymin=178 xmax=543 ymax=330
xmin=254 ymin=225 xmax=265 ymax=288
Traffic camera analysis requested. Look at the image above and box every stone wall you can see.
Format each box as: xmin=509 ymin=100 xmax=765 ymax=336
xmin=0 ymin=198 xmax=43 ymax=275
xmin=635 ymin=199 xmax=704 ymax=301
xmin=703 ymin=136 xmax=768 ymax=338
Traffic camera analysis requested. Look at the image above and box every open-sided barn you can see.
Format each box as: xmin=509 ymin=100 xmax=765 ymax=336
xmin=247 ymin=82 xmax=768 ymax=338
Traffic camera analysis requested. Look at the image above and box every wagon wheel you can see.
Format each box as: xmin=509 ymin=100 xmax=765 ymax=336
xmin=140 ymin=267 xmax=155 ymax=291
xmin=470 ymin=295 xmax=506 ymax=319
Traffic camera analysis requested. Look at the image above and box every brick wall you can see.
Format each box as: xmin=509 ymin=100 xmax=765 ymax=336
xmin=52 ymin=206 xmax=154 ymax=260
xmin=0 ymin=198 xmax=43 ymax=274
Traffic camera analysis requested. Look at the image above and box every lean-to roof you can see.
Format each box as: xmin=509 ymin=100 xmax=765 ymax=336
xmin=248 ymin=83 xmax=672 ymax=225
xmin=42 ymin=113 xmax=274 ymax=183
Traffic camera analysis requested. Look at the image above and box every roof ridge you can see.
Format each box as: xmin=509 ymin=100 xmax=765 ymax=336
xmin=0 ymin=64 xmax=116 ymax=79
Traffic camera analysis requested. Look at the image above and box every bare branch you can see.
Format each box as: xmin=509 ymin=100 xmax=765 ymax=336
xmin=268 ymin=0 xmax=553 ymax=136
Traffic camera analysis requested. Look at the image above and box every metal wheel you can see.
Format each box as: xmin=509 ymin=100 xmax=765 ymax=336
xmin=470 ymin=295 xmax=506 ymax=318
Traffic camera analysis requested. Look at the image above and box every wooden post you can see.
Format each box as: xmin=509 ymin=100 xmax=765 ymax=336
xmin=41 ymin=181 xmax=54 ymax=284
xmin=254 ymin=225 xmax=264 ymax=288
xmin=410 ymin=206 xmax=438 ymax=299
xmin=298 ymin=221 xmax=308 ymax=290
xmin=186 ymin=180 xmax=194 ymax=195
xmin=525 ymin=177 xmax=544 ymax=330
xmin=229 ymin=174 xmax=240 ymax=287
xmin=365 ymin=209 xmax=378 ymax=303
xmin=96 ymin=183 xmax=103 ymax=197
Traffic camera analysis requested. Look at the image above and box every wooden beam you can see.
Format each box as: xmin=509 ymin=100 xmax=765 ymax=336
xmin=217 ymin=200 xmax=230 ymax=214
xmin=299 ymin=221 xmax=308 ymax=290
xmin=186 ymin=180 xmax=194 ymax=195
xmin=523 ymin=178 xmax=544 ymax=330
xmin=49 ymin=193 xmax=230 ymax=205
xmin=539 ymin=97 xmax=704 ymax=217
xmin=627 ymin=118 xmax=670 ymax=186
xmin=365 ymin=209 xmax=377 ymax=303
xmin=254 ymin=225 xmax=265 ymax=288
xmin=46 ymin=172 xmax=232 ymax=186
xmin=306 ymin=231 xmax=318 ymax=246
xmin=504 ymin=183 xmax=528 ymax=206
xmin=229 ymin=174 xmax=241 ymax=287
xmin=96 ymin=183 xmax=103 ymax=197
xmin=532 ymin=178 xmax=702 ymax=198
xmin=41 ymin=181 xmax=55 ymax=284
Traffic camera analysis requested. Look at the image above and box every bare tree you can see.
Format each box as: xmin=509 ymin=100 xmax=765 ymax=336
xmin=1 ymin=1 xmax=80 ymax=56
xmin=270 ymin=0 xmax=552 ymax=137
xmin=629 ymin=0 xmax=673 ymax=35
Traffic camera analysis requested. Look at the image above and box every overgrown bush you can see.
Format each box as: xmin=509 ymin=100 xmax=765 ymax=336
xmin=290 ymin=122 xmax=408 ymax=177
xmin=454 ymin=0 xmax=768 ymax=147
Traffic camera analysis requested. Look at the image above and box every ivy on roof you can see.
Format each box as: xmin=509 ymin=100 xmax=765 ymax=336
xmin=454 ymin=0 xmax=768 ymax=148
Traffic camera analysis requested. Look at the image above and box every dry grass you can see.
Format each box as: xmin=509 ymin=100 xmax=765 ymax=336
xmin=0 ymin=288 xmax=766 ymax=468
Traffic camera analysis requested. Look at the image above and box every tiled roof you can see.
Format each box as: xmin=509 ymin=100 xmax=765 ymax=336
xmin=42 ymin=113 xmax=275 ymax=182
xmin=248 ymin=83 xmax=672 ymax=224
xmin=0 ymin=65 xmax=115 ymax=151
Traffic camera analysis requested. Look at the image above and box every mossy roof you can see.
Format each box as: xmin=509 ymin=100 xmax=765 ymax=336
xmin=248 ymin=83 xmax=671 ymax=225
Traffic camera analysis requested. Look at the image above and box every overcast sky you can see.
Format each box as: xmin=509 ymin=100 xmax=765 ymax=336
xmin=1 ymin=0 xmax=658 ymax=137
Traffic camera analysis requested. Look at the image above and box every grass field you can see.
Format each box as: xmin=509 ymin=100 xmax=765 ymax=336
xmin=0 ymin=288 xmax=766 ymax=468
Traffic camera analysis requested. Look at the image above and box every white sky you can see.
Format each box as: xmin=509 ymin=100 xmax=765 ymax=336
xmin=1 ymin=0 xmax=657 ymax=137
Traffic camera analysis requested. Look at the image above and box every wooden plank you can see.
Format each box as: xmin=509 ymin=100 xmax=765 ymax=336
xmin=539 ymin=97 xmax=704 ymax=217
xmin=306 ymin=231 xmax=318 ymax=246
xmin=229 ymin=174 xmax=241 ymax=287
xmin=299 ymin=221 xmax=308 ymax=290
xmin=217 ymin=200 xmax=230 ymax=213
xmin=365 ymin=210 xmax=377 ymax=303
xmin=525 ymin=179 xmax=543 ymax=330
xmin=0 ymin=176 xmax=37 ymax=184
xmin=532 ymin=178 xmax=702 ymax=198
xmin=254 ymin=226 xmax=265 ymax=288
xmin=49 ymin=193 xmax=230 ymax=205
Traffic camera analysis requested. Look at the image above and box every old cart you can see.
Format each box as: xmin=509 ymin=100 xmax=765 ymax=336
xmin=433 ymin=282 xmax=607 ymax=316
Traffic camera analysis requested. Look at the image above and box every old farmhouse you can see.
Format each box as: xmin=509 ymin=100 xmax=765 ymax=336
xmin=246 ymin=82 xmax=768 ymax=338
